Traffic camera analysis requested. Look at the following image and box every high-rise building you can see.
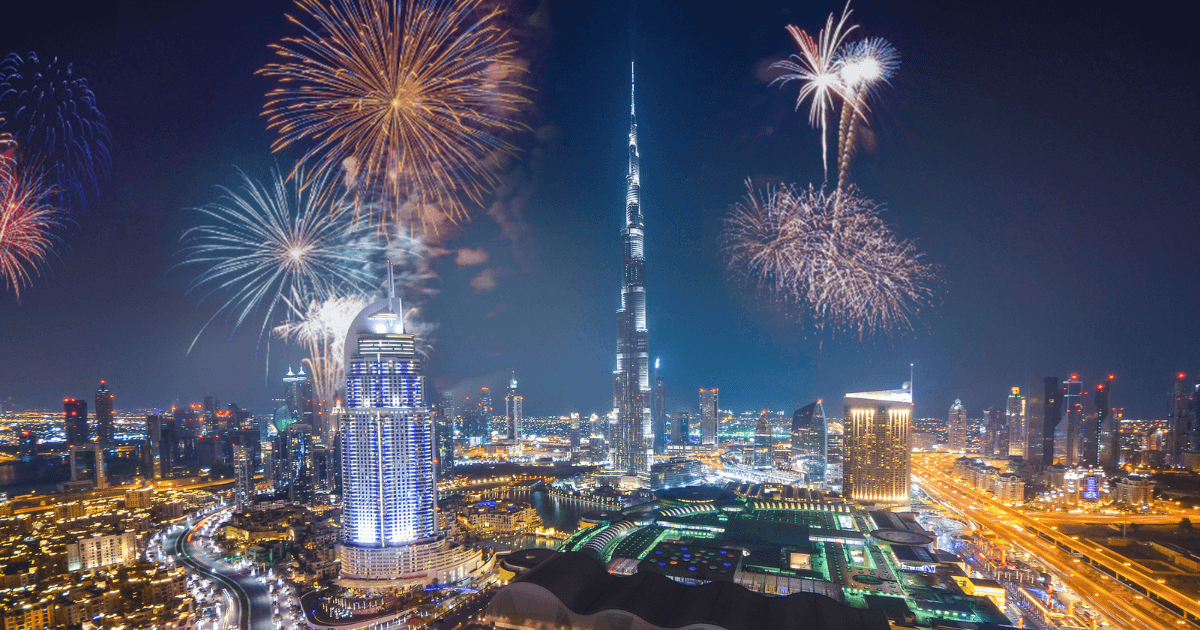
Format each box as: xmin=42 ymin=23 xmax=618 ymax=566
xmin=274 ymin=423 xmax=312 ymax=503
xmin=947 ymin=399 xmax=967 ymax=451
xmin=1062 ymin=374 xmax=1083 ymax=465
xmin=984 ymin=407 xmax=1007 ymax=458
xmin=753 ymin=411 xmax=772 ymax=469
xmin=433 ymin=390 xmax=455 ymax=479
xmin=1025 ymin=371 xmax=1045 ymax=467
xmin=338 ymin=265 xmax=480 ymax=583
xmin=651 ymin=358 xmax=667 ymax=454
xmin=505 ymin=373 xmax=523 ymax=441
xmin=672 ymin=411 xmax=691 ymax=446
xmin=791 ymin=401 xmax=826 ymax=484
xmin=699 ymin=388 xmax=719 ymax=446
xmin=478 ymin=387 xmax=494 ymax=436
xmin=94 ymin=381 xmax=114 ymax=445
xmin=1096 ymin=377 xmax=1117 ymax=468
xmin=844 ymin=386 xmax=912 ymax=503
xmin=1006 ymin=387 xmax=1026 ymax=457
xmin=569 ymin=413 xmax=582 ymax=465
xmin=144 ymin=412 xmax=174 ymax=479
xmin=612 ymin=63 xmax=652 ymax=475
xmin=1040 ymin=376 xmax=1062 ymax=467
xmin=283 ymin=365 xmax=315 ymax=426
xmin=64 ymin=399 xmax=89 ymax=446
xmin=1171 ymin=373 xmax=1199 ymax=459
xmin=234 ymin=444 xmax=251 ymax=506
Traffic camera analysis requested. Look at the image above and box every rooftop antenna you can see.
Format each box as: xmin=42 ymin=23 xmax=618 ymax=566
xmin=910 ymin=363 xmax=915 ymax=403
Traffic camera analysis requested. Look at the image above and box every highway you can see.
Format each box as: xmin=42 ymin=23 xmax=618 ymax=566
xmin=167 ymin=513 xmax=275 ymax=630
xmin=914 ymin=453 xmax=1196 ymax=630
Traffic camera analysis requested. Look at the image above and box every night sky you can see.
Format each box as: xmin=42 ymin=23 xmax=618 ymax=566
xmin=2 ymin=0 xmax=1197 ymax=420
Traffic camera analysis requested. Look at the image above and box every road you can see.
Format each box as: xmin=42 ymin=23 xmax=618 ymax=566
xmin=167 ymin=513 xmax=275 ymax=630
xmin=914 ymin=453 xmax=1195 ymax=630
xmin=426 ymin=588 xmax=495 ymax=630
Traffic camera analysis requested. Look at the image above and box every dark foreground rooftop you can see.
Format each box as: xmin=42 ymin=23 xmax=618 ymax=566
xmin=484 ymin=550 xmax=889 ymax=630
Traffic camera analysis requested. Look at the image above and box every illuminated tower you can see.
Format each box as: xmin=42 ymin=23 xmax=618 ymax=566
xmin=65 ymin=399 xmax=89 ymax=446
xmin=947 ymin=399 xmax=967 ymax=452
xmin=1006 ymin=387 xmax=1026 ymax=457
xmin=699 ymin=388 xmax=719 ymax=446
xmin=505 ymin=373 xmax=523 ymax=441
xmin=1096 ymin=376 xmax=1117 ymax=468
xmin=1170 ymin=372 xmax=1199 ymax=459
xmin=95 ymin=381 xmax=114 ymax=445
xmin=753 ymin=411 xmax=772 ymax=468
xmin=1062 ymin=374 xmax=1083 ymax=465
xmin=844 ymin=386 xmax=912 ymax=503
xmin=339 ymin=263 xmax=434 ymax=579
xmin=651 ymin=358 xmax=667 ymax=454
xmin=612 ymin=62 xmax=652 ymax=475
xmin=791 ymin=401 xmax=826 ymax=484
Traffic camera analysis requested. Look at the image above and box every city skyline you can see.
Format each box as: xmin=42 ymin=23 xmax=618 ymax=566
xmin=2 ymin=1 xmax=1199 ymax=421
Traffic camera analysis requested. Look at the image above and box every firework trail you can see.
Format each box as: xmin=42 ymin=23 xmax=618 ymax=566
xmin=179 ymin=163 xmax=381 ymax=354
xmin=0 ymin=52 xmax=111 ymax=211
xmin=259 ymin=0 xmax=529 ymax=229
xmin=834 ymin=37 xmax=898 ymax=191
xmin=720 ymin=181 xmax=936 ymax=337
xmin=771 ymin=3 xmax=856 ymax=182
xmin=0 ymin=153 xmax=63 ymax=300
xmin=275 ymin=294 xmax=370 ymax=416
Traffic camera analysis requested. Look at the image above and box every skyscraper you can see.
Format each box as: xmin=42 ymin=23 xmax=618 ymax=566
xmin=1025 ymin=371 xmax=1045 ymax=467
xmin=1040 ymin=376 xmax=1062 ymax=467
xmin=64 ymin=399 xmax=89 ymax=446
xmin=234 ymin=444 xmax=251 ymax=506
xmin=699 ymin=388 xmax=719 ymax=446
xmin=753 ymin=411 xmax=772 ymax=469
xmin=95 ymin=381 xmax=114 ymax=445
xmin=844 ymin=386 xmax=913 ymax=503
xmin=984 ymin=406 xmax=1007 ymax=458
xmin=1170 ymin=372 xmax=1198 ymax=459
xmin=1096 ymin=377 xmax=1117 ymax=468
xmin=651 ymin=358 xmax=667 ymax=455
xmin=612 ymin=63 xmax=652 ymax=475
xmin=433 ymin=390 xmax=455 ymax=479
xmin=274 ymin=423 xmax=312 ymax=503
xmin=791 ymin=401 xmax=826 ymax=484
xmin=1062 ymin=374 xmax=1083 ymax=465
xmin=672 ymin=411 xmax=691 ymax=446
xmin=947 ymin=399 xmax=967 ymax=451
xmin=283 ymin=365 xmax=315 ymax=426
xmin=338 ymin=264 xmax=480 ymax=583
xmin=1006 ymin=387 xmax=1026 ymax=457
xmin=505 ymin=373 xmax=523 ymax=441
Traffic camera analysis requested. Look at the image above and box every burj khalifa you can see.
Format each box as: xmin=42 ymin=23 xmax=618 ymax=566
xmin=612 ymin=62 xmax=652 ymax=475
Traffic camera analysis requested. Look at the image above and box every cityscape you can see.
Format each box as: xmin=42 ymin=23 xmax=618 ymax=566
xmin=2 ymin=2 xmax=1198 ymax=630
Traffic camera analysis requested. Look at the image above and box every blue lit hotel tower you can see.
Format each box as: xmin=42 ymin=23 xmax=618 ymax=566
xmin=612 ymin=62 xmax=652 ymax=475
xmin=338 ymin=263 xmax=480 ymax=586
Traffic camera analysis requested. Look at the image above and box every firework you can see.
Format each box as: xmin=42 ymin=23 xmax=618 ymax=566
xmin=720 ymin=181 xmax=936 ymax=337
xmin=179 ymin=163 xmax=381 ymax=353
xmin=834 ymin=37 xmax=898 ymax=191
xmin=771 ymin=3 xmax=857 ymax=181
xmin=0 ymin=154 xmax=63 ymax=300
xmin=275 ymin=294 xmax=371 ymax=417
xmin=259 ymin=0 xmax=528 ymax=228
xmin=0 ymin=52 xmax=111 ymax=210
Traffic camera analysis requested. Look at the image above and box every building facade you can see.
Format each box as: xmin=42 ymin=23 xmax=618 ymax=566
xmin=699 ymin=388 xmax=719 ymax=446
xmin=95 ymin=381 xmax=114 ymax=444
xmin=65 ymin=399 xmax=88 ymax=446
xmin=791 ymin=401 xmax=826 ymax=485
xmin=1006 ymin=387 xmax=1025 ymax=457
xmin=844 ymin=388 xmax=912 ymax=503
xmin=947 ymin=399 xmax=967 ymax=452
xmin=505 ymin=374 xmax=523 ymax=441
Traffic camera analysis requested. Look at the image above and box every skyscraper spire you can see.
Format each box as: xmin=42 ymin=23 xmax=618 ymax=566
xmin=631 ymin=61 xmax=636 ymax=117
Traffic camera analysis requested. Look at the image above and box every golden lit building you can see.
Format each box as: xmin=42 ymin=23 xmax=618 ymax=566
xmin=844 ymin=388 xmax=912 ymax=503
